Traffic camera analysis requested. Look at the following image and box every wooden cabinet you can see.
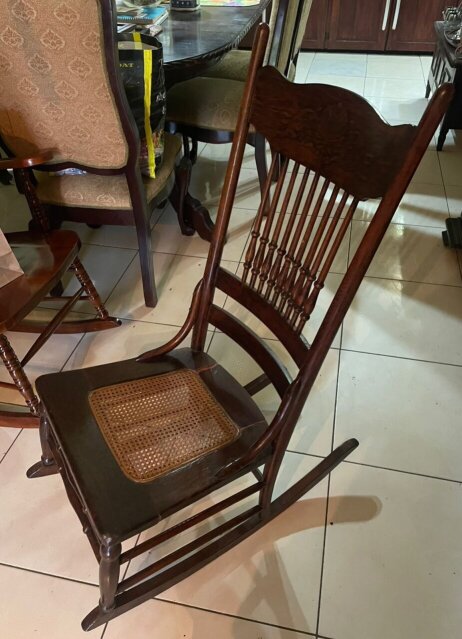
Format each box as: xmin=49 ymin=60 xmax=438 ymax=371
xmin=302 ymin=0 xmax=448 ymax=52
xmin=386 ymin=0 xmax=447 ymax=51
xmin=326 ymin=0 xmax=389 ymax=51
xmin=301 ymin=0 xmax=329 ymax=49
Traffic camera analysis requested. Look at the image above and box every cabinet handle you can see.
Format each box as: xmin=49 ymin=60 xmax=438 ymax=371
xmin=391 ymin=0 xmax=402 ymax=30
xmin=381 ymin=0 xmax=391 ymax=30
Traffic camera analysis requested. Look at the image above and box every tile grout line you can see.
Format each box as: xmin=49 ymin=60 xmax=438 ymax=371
xmin=0 ymin=428 xmax=23 ymax=466
xmin=0 ymin=560 xmax=98 ymax=589
xmin=315 ymin=221 xmax=352 ymax=636
xmin=339 ymin=345 xmax=462 ymax=370
xmin=285 ymin=448 xmax=462 ymax=486
xmin=153 ymin=596 xmax=318 ymax=638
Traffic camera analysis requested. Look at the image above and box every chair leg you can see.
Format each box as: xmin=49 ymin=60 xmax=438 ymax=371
xmin=99 ymin=542 xmax=121 ymax=612
xmin=137 ymin=227 xmax=157 ymax=308
xmin=169 ymin=156 xmax=195 ymax=236
xmin=69 ymin=257 xmax=109 ymax=320
xmin=26 ymin=413 xmax=59 ymax=478
xmin=0 ymin=334 xmax=39 ymax=418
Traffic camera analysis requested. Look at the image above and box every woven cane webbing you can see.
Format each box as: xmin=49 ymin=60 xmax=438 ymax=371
xmin=88 ymin=369 xmax=240 ymax=483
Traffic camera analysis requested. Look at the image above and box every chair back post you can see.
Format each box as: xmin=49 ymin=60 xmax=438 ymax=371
xmin=191 ymin=24 xmax=270 ymax=350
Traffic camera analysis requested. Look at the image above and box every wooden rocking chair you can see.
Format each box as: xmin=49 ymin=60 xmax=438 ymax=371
xmin=0 ymin=149 xmax=120 ymax=429
xmin=26 ymin=25 xmax=452 ymax=631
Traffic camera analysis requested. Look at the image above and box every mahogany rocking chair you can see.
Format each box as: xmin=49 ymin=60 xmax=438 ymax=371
xmin=26 ymin=25 xmax=452 ymax=631
xmin=0 ymin=149 xmax=119 ymax=429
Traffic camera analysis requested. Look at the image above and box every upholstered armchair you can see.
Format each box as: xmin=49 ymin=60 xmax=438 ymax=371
xmin=0 ymin=0 xmax=188 ymax=308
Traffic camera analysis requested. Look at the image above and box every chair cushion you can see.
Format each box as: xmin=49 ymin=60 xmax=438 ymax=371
xmin=35 ymin=133 xmax=182 ymax=210
xmin=202 ymin=50 xmax=251 ymax=82
xmin=36 ymin=348 xmax=268 ymax=541
xmin=167 ymin=78 xmax=245 ymax=132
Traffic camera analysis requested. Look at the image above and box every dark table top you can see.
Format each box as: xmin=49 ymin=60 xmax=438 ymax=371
xmin=157 ymin=0 xmax=271 ymax=84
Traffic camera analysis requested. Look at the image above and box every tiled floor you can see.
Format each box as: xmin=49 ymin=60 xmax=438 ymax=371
xmin=1 ymin=52 xmax=462 ymax=638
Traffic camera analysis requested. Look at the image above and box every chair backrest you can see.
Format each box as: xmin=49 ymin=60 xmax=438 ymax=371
xmin=0 ymin=0 xmax=137 ymax=172
xmin=267 ymin=0 xmax=313 ymax=78
xmin=188 ymin=24 xmax=453 ymax=460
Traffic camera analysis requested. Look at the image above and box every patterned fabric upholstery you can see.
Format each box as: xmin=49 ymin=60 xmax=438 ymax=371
xmin=0 ymin=0 xmax=128 ymax=169
xmin=203 ymin=0 xmax=280 ymax=81
xmin=167 ymin=79 xmax=245 ymax=132
xmin=202 ymin=0 xmax=312 ymax=83
xmin=36 ymin=133 xmax=182 ymax=209
xmin=203 ymin=50 xmax=252 ymax=83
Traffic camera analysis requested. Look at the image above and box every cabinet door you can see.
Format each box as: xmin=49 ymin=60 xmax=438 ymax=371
xmin=326 ymin=0 xmax=391 ymax=51
xmin=386 ymin=0 xmax=447 ymax=52
xmin=301 ymin=0 xmax=329 ymax=50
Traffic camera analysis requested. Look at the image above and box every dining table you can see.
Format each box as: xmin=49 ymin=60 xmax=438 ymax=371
xmin=159 ymin=0 xmax=272 ymax=88
xmin=151 ymin=0 xmax=271 ymax=240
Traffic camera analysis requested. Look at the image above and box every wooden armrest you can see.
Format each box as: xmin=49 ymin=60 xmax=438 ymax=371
xmin=0 ymin=148 xmax=55 ymax=170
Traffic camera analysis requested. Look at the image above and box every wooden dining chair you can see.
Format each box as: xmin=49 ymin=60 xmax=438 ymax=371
xmin=0 ymin=0 xmax=190 ymax=309
xmin=165 ymin=0 xmax=314 ymax=237
xmin=203 ymin=0 xmax=313 ymax=82
xmin=26 ymin=24 xmax=452 ymax=631
xmin=0 ymin=149 xmax=119 ymax=429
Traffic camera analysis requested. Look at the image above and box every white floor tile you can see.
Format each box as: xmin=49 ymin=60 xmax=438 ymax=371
xmin=349 ymin=221 xmax=462 ymax=286
xmin=40 ymin=243 xmax=136 ymax=314
xmin=104 ymin=597 xmax=311 ymax=639
xmin=0 ymin=429 xmax=100 ymax=583
xmin=309 ymin=53 xmax=367 ymax=77
xmin=306 ymin=74 xmax=365 ymax=95
xmin=354 ymin=183 xmax=449 ymax=228
xmin=366 ymin=95 xmax=428 ymax=124
xmin=335 ymin=350 xmax=462 ymax=480
xmin=129 ymin=452 xmax=328 ymax=634
xmin=366 ymin=54 xmax=424 ymax=79
xmin=420 ymin=55 xmax=432 ymax=79
xmin=191 ymin=160 xmax=262 ymax=211
xmin=106 ymin=252 xmax=232 ymax=325
xmin=364 ymin=77 xmax=426 ymax=100
xmin=445 ymin=184 xmax=462 ymax=217
xmin=319 ymin=463 xmax=462 ymax=639
xmin=152 ymin=203 xmax=254 ymax=262
xmin=412 ymin=150 xmax=443 ymax=185
xmin=439 ymin=145 xmax=462 ymax=187
xmin=62 ymin=221 xmax=138 ymax=250
xmin=343 ymin=277 xmax=462 ymax=365
xmin=0 ymin=426 xmax=19 ymax=458
xmin=0 ymin=564 xmax=100 ymax=639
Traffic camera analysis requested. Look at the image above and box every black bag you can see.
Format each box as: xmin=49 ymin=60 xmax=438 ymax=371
xmin=118 ymin=32 xmax=166 ymax=178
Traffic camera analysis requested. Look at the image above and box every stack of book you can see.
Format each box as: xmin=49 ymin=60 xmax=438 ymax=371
xmin=117 ymin=1 xmax=169 ymax=28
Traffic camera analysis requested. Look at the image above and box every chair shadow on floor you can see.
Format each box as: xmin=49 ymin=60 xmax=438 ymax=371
xmin=135 ymin=494 xmax=381 ymax=635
